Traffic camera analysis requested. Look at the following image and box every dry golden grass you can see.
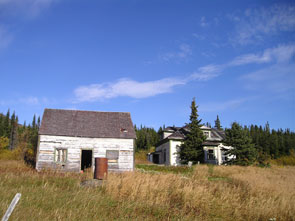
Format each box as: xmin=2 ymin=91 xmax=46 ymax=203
xmin=105 ymin=165 xmax=295 ymax=220
xmin=1 ymin=160 xmax=295 ymax=220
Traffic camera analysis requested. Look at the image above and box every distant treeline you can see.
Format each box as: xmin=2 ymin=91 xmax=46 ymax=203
xmin=246 ymin=122 xmax=295 ymax=159
xmin=0 ymin=109 xmax=39 ymax=165
xmin=134 ymin=125 xmax=162 ymax=151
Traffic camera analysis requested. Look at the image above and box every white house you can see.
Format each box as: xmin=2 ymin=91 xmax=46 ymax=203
xmin=148 ymin=125 xmax=233 ymax=166
xmin=36 ymin=109 xmax=136 ymax=172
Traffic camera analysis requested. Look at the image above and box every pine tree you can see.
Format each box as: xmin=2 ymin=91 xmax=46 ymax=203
xmin=179 ymin=98 xmax=206 ymax=164
xmin=224 ymin=122 xmax=257 ymax=166
xmin=4 ymin=109 xmax=10 ymax=138
xmin=37 ymin=116 xmax=41 ymax=129
xmin=214 ymin=115 xmax=222 ymax=130
xmin=9 ymin=111 xmax=17 ymax=150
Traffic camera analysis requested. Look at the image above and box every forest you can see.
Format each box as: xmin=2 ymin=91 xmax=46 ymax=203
xmin=0 ymin=109 xmax=295 ymax=165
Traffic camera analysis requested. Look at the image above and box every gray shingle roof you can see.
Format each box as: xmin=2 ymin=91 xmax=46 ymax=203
xmin=39 ymin=109 xmax=136 ymax=139
xmin=156 ymin=125 xmax=226 ymax=147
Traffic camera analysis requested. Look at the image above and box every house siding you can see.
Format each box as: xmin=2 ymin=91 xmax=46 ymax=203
xmin=155 ymin=142 xmax=170 ymax=165
xmin=170 ymin=140 xmax=182 ymax=166
xmin=36 ymin=135 xmax=134 ymax=172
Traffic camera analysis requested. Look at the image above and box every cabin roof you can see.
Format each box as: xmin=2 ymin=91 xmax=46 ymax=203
xmin=39 ymin=108 xmax=136 ymax=139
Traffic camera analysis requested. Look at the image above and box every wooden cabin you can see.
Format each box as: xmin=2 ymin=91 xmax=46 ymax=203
xmin=36 ymin=109 xmax=136 ymax=172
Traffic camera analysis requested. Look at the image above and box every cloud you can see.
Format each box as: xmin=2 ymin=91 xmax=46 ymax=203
xmin=241 ymin=64 xmax=295 ymax=93
xmin=200 ymin=16 xmax=209 ymax=27
xmin=229 ymin=44 xmax=295 ymax=66
xmin=0 ymin=0 xmax=58 ymax=17
xmin=74 ymin=44 xmax=295 ymax=102
xmin=159 ymin=44 xmax=192 ymax=62
xmin=190 ymin=64 xmax=222 ymax=81
xmin=199 ymin=98 xmax=251 ymax=112
xmin=74 ymin=78 xmax=186 ymax=102
xmin=231 ymin=4 xmax=295 ymax=45
xmin=0 ymin=0 xmax=58 ymax=51
xmin=19 ymin=96 xmax=39 ymax=105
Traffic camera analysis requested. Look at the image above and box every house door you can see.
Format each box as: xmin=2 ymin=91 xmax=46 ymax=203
xmin=81 ymin=150 xmax=92 ymax=171
xmin=153 ymin=154 xmax=159 ymax=164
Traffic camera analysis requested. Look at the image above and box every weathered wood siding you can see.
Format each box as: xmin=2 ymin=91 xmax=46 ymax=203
xmin=36 ymin=135 xmax=134 ymax=172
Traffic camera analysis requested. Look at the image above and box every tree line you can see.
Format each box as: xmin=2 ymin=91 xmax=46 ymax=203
xmin=0 ymin=109 xmax=40 ymax=165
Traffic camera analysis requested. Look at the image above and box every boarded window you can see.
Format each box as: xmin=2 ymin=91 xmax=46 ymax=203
xmin=106 ymin=150 xmax=119 ymax=169
xmin=55 ymin=148 xmax=67 ymax=163
xmin=106 ymin=150 xmax=119 ymax=163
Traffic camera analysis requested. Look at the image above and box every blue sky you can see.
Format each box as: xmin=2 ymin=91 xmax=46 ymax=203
xmin=0 ymin=0 xmax=294 ymax=130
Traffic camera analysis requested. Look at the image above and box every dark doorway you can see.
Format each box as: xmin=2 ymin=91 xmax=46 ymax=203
xmin=153 ymin=154 xmax=159 ymax=164
xmin=81 ymin=150 xmax=92 ymax=171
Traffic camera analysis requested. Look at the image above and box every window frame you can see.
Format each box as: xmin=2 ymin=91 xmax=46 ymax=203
xmin=207 ymin=149 xmax=215 ymax=160
xmin=54 ymin=148 xmax=68 ymax=164
xmin=106 ymin=150 xmax=119 ymax=163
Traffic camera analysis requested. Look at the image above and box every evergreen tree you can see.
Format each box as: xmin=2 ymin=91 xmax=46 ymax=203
xmin=9 ymin=111 xmax=17 ymax=150
xmin=179 ymin=98 xmax=206 ymax=164
xmin=37 ymin=116 xmax=41 ymax=129
xmin=4 ymin=109 xmax=10 ymax=137
xmin=0 ymin=114 xmax=3 ymax=137
xmin=224 ymin=122 xmax=257 ymax=166
xmin=214 ymin=115 xmax=222 ymax=130
xmin=32 ymin=114 xmax=36 ymax=130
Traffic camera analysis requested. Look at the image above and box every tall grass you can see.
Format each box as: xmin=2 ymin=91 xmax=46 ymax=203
xmin=1 ymin=160 xmax=295 ymax=220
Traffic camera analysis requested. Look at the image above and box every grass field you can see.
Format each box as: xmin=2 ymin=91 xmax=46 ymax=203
xmin=1 ymin=160 xmax=295 ymax=220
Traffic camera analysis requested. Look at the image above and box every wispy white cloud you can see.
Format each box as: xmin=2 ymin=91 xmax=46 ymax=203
xmin=241 ymin=64 xmax=295 ymax=93
xmin=19 ymin=96 xmax=39 ymax=105
xmin=192 ymin=33 xmax=205 ymax=40
xmin=199 ymin=98 xmax=252 ymax=112
xmin=0 ymin=0 xmax=58 ymax=51
xmin=0 ymin=0 xmax=58 ymax=18
xmin=74 ymin=78 xmax=186 ymax=102
xmin=230 ymin=4 xmax=295 ymax=45
xmin=229 ymin=44 xmax=295 ymax=66
xmin=200 ymin=16 xmax=209 ymax=27
xmin=190 ymin=64 xmax=222 ymax=81
xmin=159 ymin=44 xmax=192 ymax=62
xmin=74 ymin=44 xmax=295 ymax=102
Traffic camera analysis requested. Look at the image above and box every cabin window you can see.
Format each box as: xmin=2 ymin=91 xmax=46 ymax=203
xmin=106 ymin=150 xmax=119 ymax=169
xmin=55 ymin=148 xmax=67 ymax=163
xmin=204 ymin=131 xmax=210 ymax=138
xmin=106 ymin=150 xmax=119 ymax=163
xmin=207 ymin=149 xmax=215 ymax=160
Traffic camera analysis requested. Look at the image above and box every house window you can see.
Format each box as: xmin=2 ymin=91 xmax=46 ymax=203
xmin=163 ymin=149 xmax=166 ymax=163
xmin=106 ymin=150 xmax=119 ymax=163
xmin=106 ymin=150 xmax=119 ymax=169
xmin=207 ymin=149 xmax=215 ymax=160
xmin=55 ymin=148 xmax=67 ymax=163
xmin=204 ymin=131 xmax=210 ymax=138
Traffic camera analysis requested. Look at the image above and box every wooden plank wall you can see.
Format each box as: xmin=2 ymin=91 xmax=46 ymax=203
xmin=36 ymin=135 xmax=134 ymax=172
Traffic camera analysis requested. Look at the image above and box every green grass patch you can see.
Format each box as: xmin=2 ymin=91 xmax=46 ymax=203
xmin=136 ymin=164 xmax=194 ymax=175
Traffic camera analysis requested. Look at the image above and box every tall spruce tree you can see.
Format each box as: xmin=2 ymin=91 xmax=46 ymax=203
xmin=224 ymin=122 xmax=257 ymax=166
xmin=214 ymin=115 xmax=222 ymax=130
xmin=179 ymin=98 xmax=206 ymax=164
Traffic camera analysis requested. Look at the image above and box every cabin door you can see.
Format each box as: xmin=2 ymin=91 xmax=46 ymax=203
xmin=81 ymin=150 xmax=93 ymax=171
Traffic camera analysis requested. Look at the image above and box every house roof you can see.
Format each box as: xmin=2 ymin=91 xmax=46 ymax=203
xmin=39 ymin=108 xmax=136 ymax=139
xmin=156 ymin=125 xmax=225 ymax=147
